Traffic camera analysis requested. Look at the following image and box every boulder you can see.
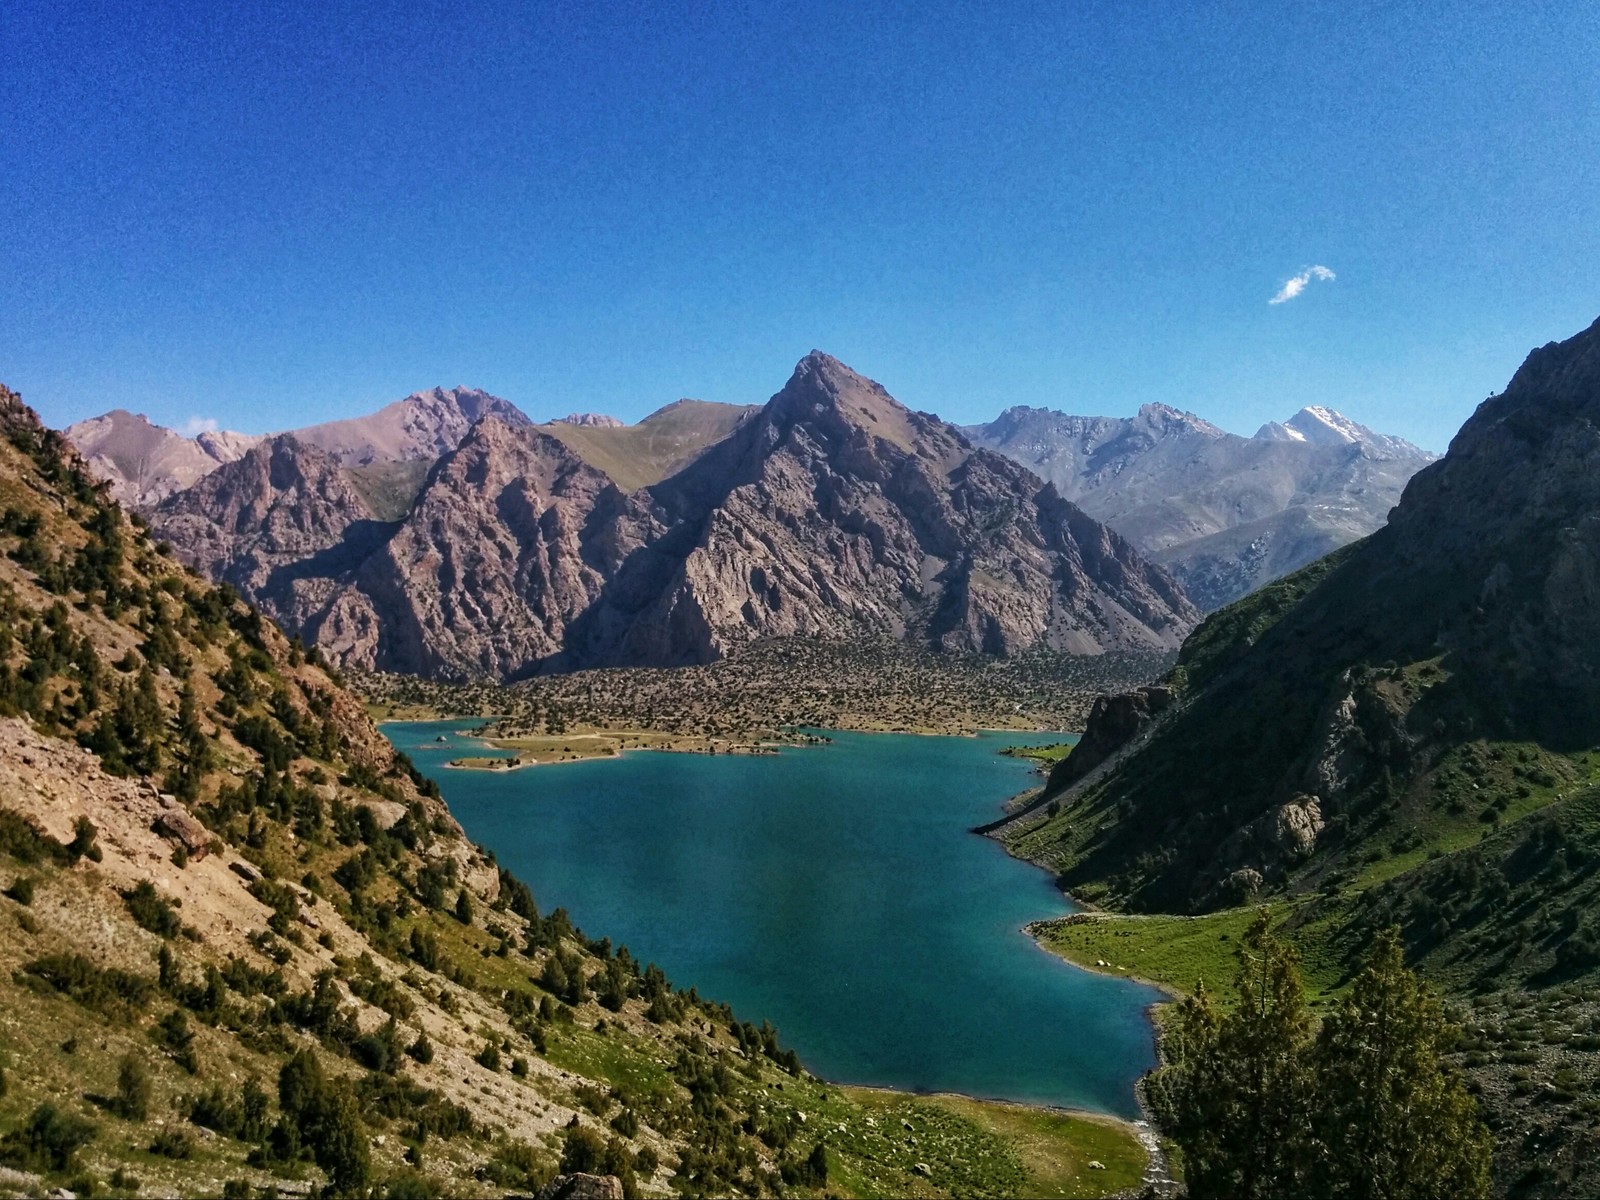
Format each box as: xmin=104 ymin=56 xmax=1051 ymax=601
xmin=533 ymin=1174 xmax=625 ymax=1200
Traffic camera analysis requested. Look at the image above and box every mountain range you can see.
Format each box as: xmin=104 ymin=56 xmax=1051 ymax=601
xmin=963 ymin=402 xmax=1435 ymax=610
xmin=64 ymin=360 xmax=1432 ymax=679
xmin=0 ymin=382 xmax=1146 ymax=1198
xmin=143 ymin=354 xmax=1197 ymax=679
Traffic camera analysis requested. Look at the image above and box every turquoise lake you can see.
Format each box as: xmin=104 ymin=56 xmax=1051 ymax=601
xmin=381 ymin=721 xmax=1160 ymax=1118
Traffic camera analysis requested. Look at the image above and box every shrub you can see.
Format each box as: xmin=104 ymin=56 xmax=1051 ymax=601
xmin=20 ymin=954 xmax=154 ymax=1015
xmin=67 ymin=817 xmax=102 ymax=864
xmin=560 ymin=1125 xmax=607 ymax=1174
xmin=149 ymin=1127 xmax=194 ymax=1159
xmin=112 ymin=1055 xmax=152 ymax=1121
xmin=4 ymin=876 xmax=34 ymax=905
xmin=0 ymin=1103 xmax=98 ymax=1172
xmin=124 ymin=881 xmax=181 ymax=938
xmin=407 ymin=1031 xmax=434 ymax=1065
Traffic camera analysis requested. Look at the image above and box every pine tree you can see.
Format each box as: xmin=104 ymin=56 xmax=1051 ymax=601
xmin=1309 ymin=929 xmax=1491 ymax=1200
xmin=1151 ymin=911 xmax=1314 ymax=1199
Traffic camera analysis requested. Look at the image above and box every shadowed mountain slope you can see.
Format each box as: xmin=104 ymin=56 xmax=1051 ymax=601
xmin=999 ymin=315 xmax=1600 ymax=934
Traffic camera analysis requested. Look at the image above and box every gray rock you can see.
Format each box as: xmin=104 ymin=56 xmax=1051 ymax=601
xmin=151 ymin=353 xmax=1201 ymax=680
xmin=534 ymin=1173 xmax=625 ymax=1200
xmin=964 ymin=401 xmax=1435 ymax=610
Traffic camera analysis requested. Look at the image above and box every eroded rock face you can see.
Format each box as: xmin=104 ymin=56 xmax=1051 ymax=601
xmin=1044 ymin=685 xmax=1175 ymax=793
xmin=152 ymin=353 xmax=1201 ymax=679
xmin=578 ymin=353 xmax=1198 ymax=668
xmin=535 ymin=1174 xmax=625 ymax=1200
xmin=64 ymin=409 xmax=261 ymax=506
xmin=153 ymin=435 xmax=387 ymax=634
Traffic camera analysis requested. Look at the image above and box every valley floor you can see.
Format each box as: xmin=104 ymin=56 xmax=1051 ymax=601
xmin=353 ymin=639 xmax=1176 ymax=758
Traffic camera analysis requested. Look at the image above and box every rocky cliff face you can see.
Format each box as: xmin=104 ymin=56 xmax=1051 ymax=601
xmin=579 ymin=353 xmax=1198 ymax=668
xmin=1002 ymin=315 xmax=1600 ymax=913
xmin=153 ymin=353 xmax=1200 ymax=679
xmin=152 ymin=435 xmax=388 ymax=633
xmin=964 ymin=401 xmax=1435 ymax=610
xmin=310 ymin=419 xmax=661 ymax=678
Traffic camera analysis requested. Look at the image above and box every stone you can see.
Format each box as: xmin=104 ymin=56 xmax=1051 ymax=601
xmin=533 ymin=1173 xmax=625 ymax=1200
xmin=151 ymin=353 xmax=1199 ymax=681
xmin=154 ymin=807 xmax=211 ymax=860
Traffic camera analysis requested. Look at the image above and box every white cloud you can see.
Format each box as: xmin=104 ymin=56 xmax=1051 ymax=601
xmin=178 ymin=416 xmax=219 ymax=436
xmin=1269 ymin=265 xmax=1335 ymax=305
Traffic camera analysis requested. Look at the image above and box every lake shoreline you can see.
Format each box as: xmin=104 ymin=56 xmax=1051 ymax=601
xmin=387 ymin=718 xmax=1161 ymax=1123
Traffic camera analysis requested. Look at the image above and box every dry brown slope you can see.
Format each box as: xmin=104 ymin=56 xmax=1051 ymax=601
xmin=538 ymin=398 xmax=758 ymax=490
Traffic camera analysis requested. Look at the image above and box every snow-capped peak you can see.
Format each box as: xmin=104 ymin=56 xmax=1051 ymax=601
xmin=1254 ymin=406 xmax=1435 ymax=459
xmin=1284 ymin=405 xmax=1367 ymax=445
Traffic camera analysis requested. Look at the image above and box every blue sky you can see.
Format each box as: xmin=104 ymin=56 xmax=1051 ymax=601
xmin=3 ymin=1 xmax=1596 ymax=452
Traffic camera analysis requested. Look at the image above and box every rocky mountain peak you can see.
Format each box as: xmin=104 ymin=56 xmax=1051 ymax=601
xmin=554 ymin=412 xmax=624 ymax=427
xmin=291 ymin=385 xmax=529 ymax=467
xmin=1131 ymin=403 xmax=1225 ymax=440
xmin=763 ymin=350 xmax=958 ymax=465
xmin=1255 ymin=406 xmax=1430 ymax=460
xmin=152 ymin=354 xmax=1199 ymax=677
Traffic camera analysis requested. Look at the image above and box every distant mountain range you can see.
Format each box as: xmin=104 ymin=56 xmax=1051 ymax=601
xmin=963 ymin=402 xmax=1435 ymax=610
xmin=133 ymin=354 xmax=1197 ymax=678
xmin=63 ymin=364 xmax=1433 ymax=676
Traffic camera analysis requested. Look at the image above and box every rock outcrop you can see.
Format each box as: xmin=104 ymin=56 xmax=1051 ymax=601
xmin=152 ymin=435 xmax=389 ymax=634
xmin=1042 ymin=685 xmax=1174 ymax=793
xmin=288 ymin=385 xmax=528 ymax=466
xmin=964 ymin=401 xmax=1435 ymax=610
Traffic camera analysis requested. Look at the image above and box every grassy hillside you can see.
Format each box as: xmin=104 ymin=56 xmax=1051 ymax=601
xmin=539 ymin=400 xmax=757 ymax=490
xmin=0 ymin=384 xmax=1145 ymax=1198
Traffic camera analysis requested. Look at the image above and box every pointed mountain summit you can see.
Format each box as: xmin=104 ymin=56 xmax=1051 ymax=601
xmin=151 ymin=353 xmax=1199 ymax=679
xmin=967 ymin=399 xmax=1435 ymax=610
xmin=568 ymin=351 xmax=1199 ymax=669
xmin=1255 ymin=405 xmax=1426 ymax=458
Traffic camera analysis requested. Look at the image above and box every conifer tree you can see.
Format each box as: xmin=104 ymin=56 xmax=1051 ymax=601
xmin=1151 ymin=919 xmax=1491 ymax=1200
xmin=1154 ymin=911 xmax=1314 ymax=1198
xmin=1309 ymin=929 xmax=1491 ymax=1200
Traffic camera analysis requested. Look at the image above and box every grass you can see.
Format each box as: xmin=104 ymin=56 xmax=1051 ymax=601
xmin=1032 ymin=904 xmax=1346 ymax=1004
xmin=912 ymin=1094 xmax=1146 ymax=1199
xmin=999 ymin=742 xmax=1074 ymax=768
xmin=539 ymin=400 xmax=757 ymax=491
xmin=821 ymin=1087 xmax=1145 ymax=1199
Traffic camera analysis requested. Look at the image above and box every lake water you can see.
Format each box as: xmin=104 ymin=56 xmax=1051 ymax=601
xmin=382 ymin=721 xmax=1160 ymax=1118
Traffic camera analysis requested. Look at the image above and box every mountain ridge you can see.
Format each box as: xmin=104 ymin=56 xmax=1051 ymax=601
xmin=964 ymin=401 xmax=1435 ymax=610
xmin=151 ymin=353 xmax=1200 ymax=679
